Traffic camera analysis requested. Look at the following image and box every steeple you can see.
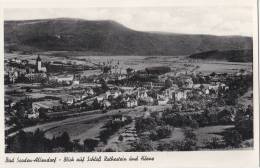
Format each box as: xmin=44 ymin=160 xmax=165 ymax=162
xmin=35 ymin=54 xmax=42 ymax=72
xmin=36 ymin=54 xmax=41 ymax=62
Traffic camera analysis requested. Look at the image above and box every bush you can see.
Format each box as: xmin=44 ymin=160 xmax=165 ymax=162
xmin=205 ymin=137 xmax=225 ymax=149
xmin=157 ymin=140 xmax=198 ymax=151
xmin=118 ymin=135 xmax=123 ymax=141
xmin=223 ymin=130 xmax=242 ymax=148
xmin=190 ymin=120 xmax=199 ymax=129
xmin=104 ymin=148 xmax=116 ymax=152
xmin=84 ymin=139 xmax=99 ymax=152
xmin=99 ymin=116 xmax=132 ymax=144
xmin=129 ymin=138 xmax=154 ymax=152
xmin=182 ymin=129 xmax=198 ymax=150
xmin=154 ymin=126 xmax=172 ymax=140
xmin=234 ymin=106 xmax=253 ymax=140
xmin=135 ymin=117 xmax=157 ymax=133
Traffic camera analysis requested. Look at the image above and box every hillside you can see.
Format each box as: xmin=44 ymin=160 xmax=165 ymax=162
xmin=189 ymin=49 xmax=253 ymax=62
xmin=4 ymin=18 xmax=253 ymax=56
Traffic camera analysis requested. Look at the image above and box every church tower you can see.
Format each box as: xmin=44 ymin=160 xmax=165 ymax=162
xmin=36 ymin=55 xmax=42 ymax=72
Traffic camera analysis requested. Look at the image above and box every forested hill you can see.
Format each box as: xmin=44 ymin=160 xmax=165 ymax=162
xmin=189 ymin=49 xmax=253 ymax=62
xmin=4 ymin=18 xmax=253 ymax=56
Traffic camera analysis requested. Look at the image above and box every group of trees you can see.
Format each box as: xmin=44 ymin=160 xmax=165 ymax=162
xmin=149 ymin=125 xmax=172 ymax=141
xmin=135 ymin=115 xmax=172 ymax=143
xmin=99 ymin=116 xmax=132 ymax=144
xmin=156 ymin=129 xmax=198 ymax=151
xmin=6 ymin=129 xmax=100 ymax=153
xmin=223 ymin=74 xmax=253 ymax=106
xmin=6 ymin=129 xmax=72 ymax=153
xmin=162 ymin=106 xmax=237 ymax=128
xmin=234 ymin=105 xmax=253 ymax=140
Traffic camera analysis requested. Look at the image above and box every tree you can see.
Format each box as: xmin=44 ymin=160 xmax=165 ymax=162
xmin=118 ymin=135 xmax=124 ymax=141
xmin=11 ymin=130 xmax=28 ymax=152
xmin=100 ymin=78 xmax=109 ymax=92
xmin=182 ymin=129 xmax=198 ymax=150
xmin=210 ymin=72 xmax=216 ymax=77
xmin=129 ymin=138 xmax=154 ymax=152
xmin=126 ymin=68 xmax=134 ymax=75
xmin=190 ymin=119 xmax=199 ymax=129
xmin=155 ymin=125 xmax=172 ymax=140
xmin=205 ymin=137 xmax=224 ymax=149
xmin=56 ymin=132 xmax=73 ymax=151
xmin=135 ymin=117 xmax=157 ymax=133
xmin=84 ymin=139 xmax=99 ymax=152
xmin=223 ymin=130 xmax=242 ymax=148
xmin=165 ymin=78 xmax=173 ymax=88
xmin=234 ymin=106 xmax=253 ymax=139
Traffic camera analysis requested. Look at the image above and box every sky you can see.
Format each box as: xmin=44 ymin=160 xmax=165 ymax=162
xmin=4 ymin=7 xmax=253 ymax=36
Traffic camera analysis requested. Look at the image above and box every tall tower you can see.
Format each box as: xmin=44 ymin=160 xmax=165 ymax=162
xmin=36 ymin=55 xmax=42 ymax=72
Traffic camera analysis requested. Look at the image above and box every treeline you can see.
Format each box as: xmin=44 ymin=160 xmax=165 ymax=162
xmin=5 ymin=129 xmax=103 ymax=153
xmin=99 ymin=116 xmax=132 ymax=144
xmin=133 ymin=104 xmax=253 ymax=151
xmin=224 ymin=74 xmax=253 ymax=105
xmin=189 ymin=49 xmax=253 ymax=62
xmin=6 ymin=115 xmax=134 ymax=153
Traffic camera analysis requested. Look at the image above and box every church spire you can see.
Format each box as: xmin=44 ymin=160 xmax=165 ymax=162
xmin=36 ymin=54 xmax=41 ymax=62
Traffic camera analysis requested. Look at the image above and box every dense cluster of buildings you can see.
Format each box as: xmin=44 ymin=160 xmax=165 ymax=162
xmin=5 ymin=55 xmax=47 ymax=83
xmin=5 ymin=55 xmax=248 ymax=124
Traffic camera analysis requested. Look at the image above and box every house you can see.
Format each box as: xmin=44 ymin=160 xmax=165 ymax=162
xmin=25 ymin=73 xmax=47 ymax=82
xmin=32 ymin=100 xmax=62 ymax=118
xmin=21 ymin=60 xmax=29 ymax=66
xmin=96 ymin=95 xmax=105 ymax=103
xmin=157 ymin=97 xmax=169 ymax=105
xmin=163 ymin=87 xmax=178 ymax=99
xmin=208 ymin=85 xmax=219 ymax=92
xmin=112 ymin=114 xmax=127 ymax=122
xmin=74 ymin=94 xmax=83 ymax=102
xmin=85 ymin=88 xmax=94 ymax=96
xmin=174 ymin=90 xmax=188 ymax=101
xmin=123 ymin=97 xmax=138 ymax=108
xmin=137 ymin=89 xmax=148 ymax=99
xmin=72 ymin=80 xmax=80 ymax=85
xmin=205 ymin=89 xmax=210 ymax=95
xmin=193 ymin=84 xmax=202 ymax=89
xmin=182 ymin=76 xmax=193 ymax=88
xmin=11 ymin=58 xmax=21 ymax=64
xmin=8 ymin=71 xmax=18 ymax=83
xmin=105 ymin=90 xmax=121 ymax=99
xmin=61 ymin=95 xmax=75 ymax=105
xmin=121 ymin=87 xmax=134 ymax=95
xmin=27 ymin=112 xmax=40 ymax=119
xmin=101 ymin=100 xmax=111 ymax=109
xmin=50 ymin=75 xmax=74 ymax=84
xmin=138 ymin=96 xmax=154 ymax=106
xmin=57 ymin=75 xmax=74 ymax=84
xmin=144 ymin=111 xmax=151 ymax=119
xmin=116 ymin=74 xmax=127 ymax=80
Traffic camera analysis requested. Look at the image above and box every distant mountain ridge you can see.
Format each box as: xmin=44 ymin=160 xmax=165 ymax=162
xmin=4 ymin=18 xmax=253 ymax=56
xmin=189 ymin=49 xmax=253 ymax=62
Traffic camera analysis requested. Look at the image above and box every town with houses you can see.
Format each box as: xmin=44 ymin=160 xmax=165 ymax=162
xmin=4 ymin=53 xmax=253 ymax=152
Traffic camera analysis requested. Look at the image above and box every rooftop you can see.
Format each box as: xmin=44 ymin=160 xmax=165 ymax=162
xmin=33 ymin=100 xmax=61 ymax=109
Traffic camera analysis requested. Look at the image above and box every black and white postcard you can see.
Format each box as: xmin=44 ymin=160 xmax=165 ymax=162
xmin=1 ymin=0 xmax=259 ymax=167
